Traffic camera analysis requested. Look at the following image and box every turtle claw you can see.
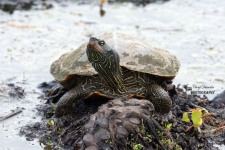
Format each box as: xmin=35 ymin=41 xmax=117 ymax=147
xmin=46 ymin=83 xmax=67 ymax=104
xmin=47 ymin=83 xmax=65 ymax=96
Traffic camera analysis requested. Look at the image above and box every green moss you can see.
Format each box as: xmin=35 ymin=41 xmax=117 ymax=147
xmin=105 ymin=139 xmax=113 ymax=147
xmin=133 ymin=144 xmax=143 ymax=150
xmin=140 ymin=120 xmax=145 ymax=134
xmin=129 ymin=134 xmax=143 ymax=150
xmin=139 ymin=120 xmax=152 ymax=142
xmin=47 ymin=120 xmax=55 ymax=127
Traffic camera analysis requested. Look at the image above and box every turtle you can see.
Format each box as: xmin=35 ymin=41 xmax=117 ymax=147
xmin=50 ymin=32 xmax=180 ymax=117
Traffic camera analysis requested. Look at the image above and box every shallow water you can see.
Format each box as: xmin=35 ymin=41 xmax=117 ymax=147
xmin=0 ymin=0 xmax=225 ymax=149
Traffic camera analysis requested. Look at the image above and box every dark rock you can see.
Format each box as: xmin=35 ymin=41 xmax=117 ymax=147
xmin=123 ymin=119 xmax=136 ymax=132
xmin=0 ymin=0 xmax=52 ymax=14
xmin=110 ymin=109 xmax=124 ymax=118
xmin=7 ymin=83 xmax=25 ymax=99
xmin=108 ymin=0 xmax=170 ymax=6
xmin=84 ymin=120 xmax=96 ymax=132
xmin=114 ymin=119 xmax=122 ymax=124
xmin=116 ymin=126 xmax=128 ymax=137
xmin=85 ymin=146 xmax=98 ymax=150
xmin=94 ymin=128 xmax=111 ymax=141
xmin=210 ymin=90 xmax=225 ymax=108
xmin=109 ymin=99 xmax=124 ymax=107
xmin=83 ymin=134 xmax=97 ymax=147
xmin=213 ymin=90 xmax=225 ymax=103
xmin=96 ymin=117 xmax=109 ymax=128
xmin=141 ymin=108 xmax=152 ymax=115
xmin=129 ymin=118 xmax=141 ymax=125
xmin=124 ymin=98 xmax=141 ymax=106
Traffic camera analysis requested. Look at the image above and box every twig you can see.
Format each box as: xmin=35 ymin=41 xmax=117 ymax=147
xmin=185 ymin=125 xmax=194 ymax=132
xmin=6 ymin=23 xmax=34 ymax=28
xmin=0 ymin=108 xmax=23 ymax=122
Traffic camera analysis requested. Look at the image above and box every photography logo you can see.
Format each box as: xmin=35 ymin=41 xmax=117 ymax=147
xmin=183 ymin=84 xmax=215 ymax=95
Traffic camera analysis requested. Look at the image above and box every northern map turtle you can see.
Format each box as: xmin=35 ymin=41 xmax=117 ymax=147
xmin=50 ymin=32 xmax=180 ymax=117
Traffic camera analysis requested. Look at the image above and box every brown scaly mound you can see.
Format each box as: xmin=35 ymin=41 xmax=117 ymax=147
xmin=20 ymin=82 xmax=225 ymax=150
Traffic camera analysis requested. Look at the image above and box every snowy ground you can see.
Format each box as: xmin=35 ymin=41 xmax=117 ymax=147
xmin=0 ymin=0 xmax=224 ymax=149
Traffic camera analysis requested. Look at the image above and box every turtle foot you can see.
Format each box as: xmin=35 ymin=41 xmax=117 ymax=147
xmin=46 ymin=83 xmax=67 ymax=104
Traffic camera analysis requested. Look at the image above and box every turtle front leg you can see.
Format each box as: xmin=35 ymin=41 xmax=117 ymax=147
xmin=47 ymin=83 xmax=67 ymax=104
xmin=55 ymin=85 xmax=90 ymax=117
xmin=148 ymin=84 xmax=172 ymax=114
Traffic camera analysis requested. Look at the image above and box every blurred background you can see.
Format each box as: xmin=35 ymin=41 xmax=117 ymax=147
xmin=0 ymin=0 xmax=225 ymax=149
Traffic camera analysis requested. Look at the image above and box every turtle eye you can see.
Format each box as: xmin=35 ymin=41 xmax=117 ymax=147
xmin=99 ymin=40 xmax=105 ymax=46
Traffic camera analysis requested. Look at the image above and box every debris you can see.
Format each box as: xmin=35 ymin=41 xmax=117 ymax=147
xmin=0 ymin=107 xmax=23 ymax=122
xmin=19 ymin=82 xmax=225 ymax=149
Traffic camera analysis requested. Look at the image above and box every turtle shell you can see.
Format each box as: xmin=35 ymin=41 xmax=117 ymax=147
xmin=50 ymin=32 xmax=180 ymax=88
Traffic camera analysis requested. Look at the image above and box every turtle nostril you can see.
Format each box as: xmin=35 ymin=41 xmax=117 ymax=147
xmin=90 ymin=37 xmax=97 ymax=41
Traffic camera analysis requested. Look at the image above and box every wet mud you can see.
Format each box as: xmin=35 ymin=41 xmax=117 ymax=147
xmin=19 ymin=81 xmax=225 ymax=150
xmin=0 ymin=83 xmax=25 ymax=99
xmin=108 ymin=0 xmax=170 ymax=6
xmin=0 ymin=0 xmax=52 ymax=14
xmin=0 ymin=0 xmax=169 ymax=14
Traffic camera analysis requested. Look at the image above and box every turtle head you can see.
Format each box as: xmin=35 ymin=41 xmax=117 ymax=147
xmin=86 ymin=37 xmax=121 ymax=75
xmin=86 ymin=37 xmax=119 ymax=64
xmin=86 ymin=37 xmax=126 ymax=93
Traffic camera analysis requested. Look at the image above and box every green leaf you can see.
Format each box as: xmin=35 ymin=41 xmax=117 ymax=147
xmin=133 ymin=144 xmax=143 ymax=150
xmin=47 ymin=141 xmax=52 ymax=146
xmin=47 ymin=120 xmax=55 ymax=127
xmin=182 ymin=112 xmax=190 ymax=122
xmin=191 ymin=108 xmax=203 ymax=128
xmin=166 ymin=123 xmax=172 ymax=131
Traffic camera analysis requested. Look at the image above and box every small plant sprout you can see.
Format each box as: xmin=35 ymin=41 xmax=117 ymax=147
xmin=182 ymin=108 xmax=209 ymax=132
xmin=133 ymin=144 xmax=143 ymax=150
xmin=165 ymin=123 xmax=173 ymax=131
xmin=47 ymin=120 xmax=55 ymax=127
xmin=182 ymin=112 xmax=190 ymax=122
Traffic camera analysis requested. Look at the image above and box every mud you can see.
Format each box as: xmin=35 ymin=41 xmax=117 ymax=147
xmin=0 ymin=0 xmax=52 ymax=14
xmin=0 ymin=0 xmax=169 ymax=14
xmin=108 ymin=0 xmax=170 ymax=6
xmin=19 ymin=82 xmax=225 ymax=150
xmin=0 ymin=82 xmax=25 ymax=99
